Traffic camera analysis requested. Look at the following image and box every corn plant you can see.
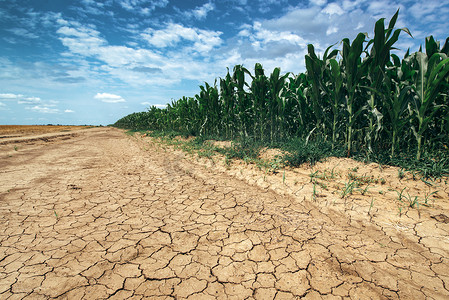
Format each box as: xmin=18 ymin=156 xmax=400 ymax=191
xmin=113 ymin=11 xmax=449 ymax=176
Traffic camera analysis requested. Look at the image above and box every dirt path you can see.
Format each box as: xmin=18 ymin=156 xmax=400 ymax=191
xmin=0 ymin=127 xmax=448 ymax=299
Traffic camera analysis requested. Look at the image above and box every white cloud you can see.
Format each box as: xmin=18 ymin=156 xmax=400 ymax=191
xmin=94 ymin=93 xmax=126 ymax=103
xmin=251 ymin=22 xmax=306 ymax=45
xmin=326 ymin=26 xmax=339 ymax=35
xmin=18 ymin=97 xmax=41 ymax=104
xmin=0 ymin=93 xmax=23 ymax=99
xmin=153 ymin=104 xmax=167 ymax=108
xmin=64 ymin=109 xmax=75 ymax=113
xmin=26 ymin=105 xmax=59 ymax=114
xmin=140 ymin=102 xmax=166 ymax=108
xmin=141 ymin=23 xmax=222 ymax=53
xmin=184 ymin=2 xmax=215 ymax=20
xmin=322 ymin=3 xmax=345 ymax=15
xmin=312 ymin=0 xmax=327 ymax=6
xmin=118 ymin=0 xmax=168 ymax=14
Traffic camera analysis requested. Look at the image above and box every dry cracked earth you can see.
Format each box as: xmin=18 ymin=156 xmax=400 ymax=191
xmin=1 ymin=127 xmax=448 ymax=299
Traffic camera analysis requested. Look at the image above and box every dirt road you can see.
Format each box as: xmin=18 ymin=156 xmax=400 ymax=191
xmin=1 ymin=127 xmax=448 ymax=299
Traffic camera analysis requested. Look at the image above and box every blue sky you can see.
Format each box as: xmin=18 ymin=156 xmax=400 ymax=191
xmin=0 ymin=0 xmax=448 ymax=125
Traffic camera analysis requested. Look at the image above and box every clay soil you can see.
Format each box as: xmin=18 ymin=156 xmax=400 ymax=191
xmin=1 ymin=127 xmax=448 ymax=299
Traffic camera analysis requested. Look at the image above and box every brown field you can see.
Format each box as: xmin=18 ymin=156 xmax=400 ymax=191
xmin=0 ymin=125 xmax=92 ymax=138
xmin=0 ymin=126 xmax=448 ymax=299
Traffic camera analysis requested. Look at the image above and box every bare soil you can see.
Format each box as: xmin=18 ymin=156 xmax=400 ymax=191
xmin=1 ymin=127 xmax=448 ymax=299
xmin=0 ymin=125 xmax=91 ymax=137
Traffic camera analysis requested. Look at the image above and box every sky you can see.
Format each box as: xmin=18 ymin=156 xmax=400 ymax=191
xmin=0 ymin=0 xmax=448 ymax=125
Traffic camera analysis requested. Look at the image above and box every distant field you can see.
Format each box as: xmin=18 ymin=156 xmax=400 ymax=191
xmin=0 ymin=125 xmax=91 ymax=138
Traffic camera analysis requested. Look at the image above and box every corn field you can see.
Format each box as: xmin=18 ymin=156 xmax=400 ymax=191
xmin=115 ymin=11 xmax=449 ymax=162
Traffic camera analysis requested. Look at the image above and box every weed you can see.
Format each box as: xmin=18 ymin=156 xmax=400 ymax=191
xmin=398 ymin=206 xmax=403 ymax=217
xmin=405 ymin=193 xmax=419 ymax=208
xmin=330 ymin=166 xmax=338 ymax=179
xmin=348 ymin=173 xmax=376 ymax=185
xmin=423 ymin=191 xmax=437 ymax=206
xmin=316 ymin=181 xmax=328 ymax=190
xmin=378 ymin=163 xmax=383 ymax=172
xmin=421 ymin=178 xmax=433 ymax=186
xmin=398 ymin=168 xmax=405 ymax=179
xmin=312 ymin=182 xmax=318 ymax=201
xmin=282 ymin=169 xmax=286 ymax=185
xmin=54 ymin=210 xmax=58 ymax=219
xmin=350 ymin=166 xmax=359 ymax=172
xmin=395 ymin=187 xmax=407 ymax=203
xmin=368 ymin=198 xmax=375 ymax=215
xmin=309 ymin=170 xmax=319 ymax=182
xmin=282 ymin=138 xmax=344 ymax=167
xmin=14 ymin=146 xmax=18 ymax=151
xmin=397 ymin=188 xmax=420 ymax=208
xmin=341 ymin=180 xmax=357 ymax=198
xmin=360 ymin=185 xmax=370 ymax=195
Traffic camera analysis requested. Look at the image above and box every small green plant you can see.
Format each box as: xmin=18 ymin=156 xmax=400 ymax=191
xmin=54 ymin=210 xmax=58 ymax=219
xmin=360 ymin=184 xmax=370 ymax=195
xmin=309 ymin=170 xmax=319 ymax=182
xmin=330 ymin=166 xmax=338 ymax=179
xmin=224 ymin=157 xmax=231 ymax=167
xmin=398 ymin=189 xmax=420 ymax=208
xmin=341 ymin=180 xmax=357 ymax=198
xmin=14 ymin=146 xmax=18 ymax=151
xmin=368 ymin=197 xmax=375 ymax=215
xmin=312 ymin=182 xmax=318 ymax=201
xmin=316 ymin=181 xmax=328 ymax=190
xmin=396 ymin=187 xmax=407 ymax=203
xmin=421 ymin=178 xmax=433 ymax=186
xmin=423 ymin=191 xmax=437 ymax=206
xmin=349 ymin=166 xmax=359 ymax=172
xmin=405 ymin=193 xmax=419 ymax=208
xmin=398 ymin=168 xmax=405 ymax=179
xmin=348 ymin=173 xmax=376 ymax=185
xmin=282 ymin=169 xmax=286 ymax=185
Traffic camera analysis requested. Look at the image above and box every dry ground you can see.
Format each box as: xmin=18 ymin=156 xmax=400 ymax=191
xmin=0 ymin=127 xmax=448 ymax=299
xmin=0 ymin=125 xmax=91 ymax=138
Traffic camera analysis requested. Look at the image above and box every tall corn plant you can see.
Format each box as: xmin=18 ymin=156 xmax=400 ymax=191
xmin=268 ymin=67 xmax=290 ymax=141
xmin=364 ymin=9 xmax=411 ymax=154
xmin=232 ymin=65 xmax=252 ymax=137
xmin=305 ymin=44 xmax=327 ymax=137
xmin=283 ymin=73 xmax=311 ymax=138
xmin=408 ymin=37 xmax=449 ymax=159
xmin=249 ymin=63 xmax=269 ymax=140
xmin=341 ymin=32 xmax=368 ymax=156
xmin=220 ymin=70 xmax=237 ymax=139
xmin=305 ymin=42 xmax=343 ymax=148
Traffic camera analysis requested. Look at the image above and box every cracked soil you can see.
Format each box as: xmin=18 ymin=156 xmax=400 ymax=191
xmin=1 ymin=127 xmax=448 ymax=299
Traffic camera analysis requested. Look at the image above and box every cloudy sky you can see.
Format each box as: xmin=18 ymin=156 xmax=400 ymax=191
xmin=0 ymin=0 xmax=448 ymax=125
